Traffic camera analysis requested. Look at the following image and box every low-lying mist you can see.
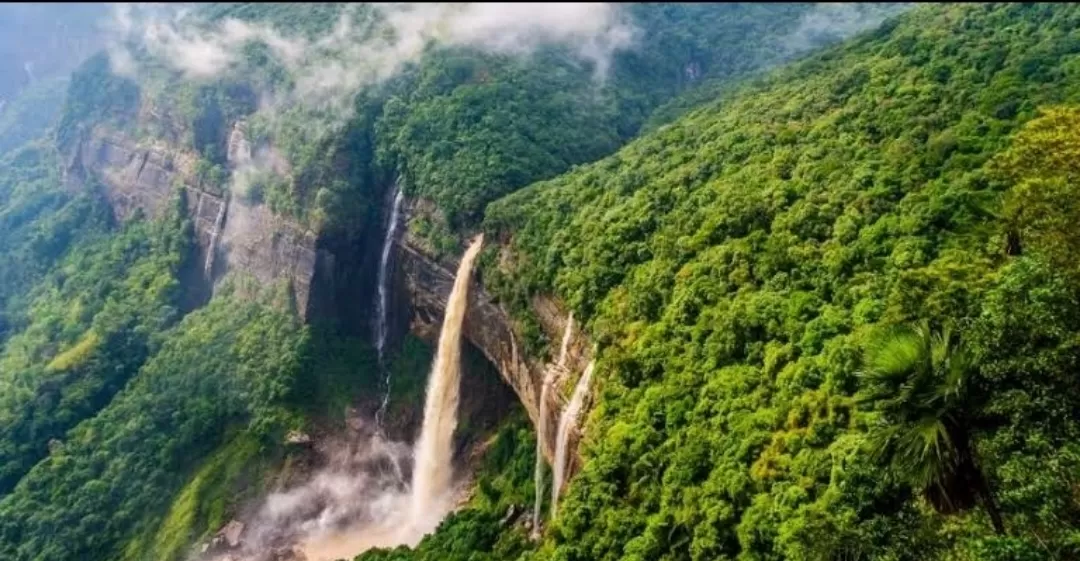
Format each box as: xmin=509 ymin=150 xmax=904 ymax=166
xmin=200 ymin=419 xmax=461 ymax=561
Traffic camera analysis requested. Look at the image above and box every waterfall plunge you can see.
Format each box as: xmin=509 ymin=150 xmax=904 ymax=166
xmin=551 ymin=360 xmax=595 ymax=519
xmin=409 ymin=234 xmax=485 ymax=534
xmin=207 ymin=236 xmax=485 ymax=561
xmin=532 ymin=313 xmax=574 ymax=535
xmin=374 ymin=185 xmax=406 ymax=429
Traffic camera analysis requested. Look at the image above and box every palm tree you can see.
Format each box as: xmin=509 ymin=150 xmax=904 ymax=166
xmin=857 ymin=320 xmax=1005 ymax=535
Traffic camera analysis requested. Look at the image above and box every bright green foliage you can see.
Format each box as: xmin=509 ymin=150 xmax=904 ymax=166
xmin=375 ymin=4 xmax=885 ymax=254
xmin=0 ymin=291 xmax=308 ymax=561
xmin=118 ymin=432 xmax=274 ymax=561
xmin=859 ymin=322 xmax=1004 ymax=533
xmin=0 ymin=142 xmax=110 ymax=335
xmin=481 ymin=3 xmax=1080 ymax=559
xmin=0 ymin=189 xmax=188 ymax=494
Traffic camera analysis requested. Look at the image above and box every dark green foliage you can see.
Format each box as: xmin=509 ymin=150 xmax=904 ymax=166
xmin=481 ymin=3 xmax=1080 ymax=559
xmin=0 ymin=194 xmax=190 ymax=495
xmin=859 ymin=322 xmax=1004 ymax=533
xmin=55 ymin=52 xmax=140 ymax=150
xmin=0 ymin=291 xmax=308 ymax=561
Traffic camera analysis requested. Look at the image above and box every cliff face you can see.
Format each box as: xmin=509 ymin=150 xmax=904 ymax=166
xmin=397 ymin=217 xmax=593 ymax=470
xmin=66 ymin=124 xmax=326 ymax=316
xmin=65 ymin=119 xmax=590 ymax=475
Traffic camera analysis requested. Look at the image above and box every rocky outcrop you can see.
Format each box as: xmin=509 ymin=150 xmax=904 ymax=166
xmin=397 ymin=222 xmax=593 ymax=469
xmin=65 ymin=118 xmax=592 ymax=476
xmin=66 ymin=125 xmax=326 ymax=316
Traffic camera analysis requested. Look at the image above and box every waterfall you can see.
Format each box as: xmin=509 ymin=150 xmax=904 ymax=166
xmin=551 ymin=360 xmax=595 ymax=519
xmin=557 ymin=312 xmax=575 ymax=366
xmin=374 ymin=185 xmax=406 ymax=429
xmin=203 ymin=200 xmax=227 ymax=279
xmin=409 ymin=235 xmax=484 ymax=534
xmin=532 ymin=313 xmax=574 ymax=534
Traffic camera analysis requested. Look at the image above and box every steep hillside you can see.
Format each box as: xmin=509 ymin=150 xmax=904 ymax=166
xmin=0 ymin=4 xmax=903 ymax=561
xmin=22 ymin=3 xmax=1080 ymax=561
xmin=474 ymin=3 xmax=1080 ymax=560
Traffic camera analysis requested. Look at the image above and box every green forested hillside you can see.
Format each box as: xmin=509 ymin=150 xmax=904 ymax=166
xmin=7 ymin=3 xmax=1080 ymax=561
xmin=111 ymin=3 xmax=892 ymax=257
xmin=478 ymin=3 xmax=1080 ymax=560
xmin=0 ymin=290 xmax=309 ymax=561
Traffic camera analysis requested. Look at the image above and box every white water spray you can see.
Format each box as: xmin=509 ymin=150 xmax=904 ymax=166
xmin=203 ymin=236 xmax=489 ymax=561
xmin=532 ymin=312 xmax=574 ymax=534
xmin=551 ymin=359 xmax=595 ymax=519
xmin=374 ymin=184 xmax=406 ymax=428
xmin=409 ymin=234 xmax=484 ymax=533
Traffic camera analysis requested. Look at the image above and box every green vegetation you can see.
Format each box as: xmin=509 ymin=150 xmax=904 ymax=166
xmin=118 ymin=432 xmax=275 ymax=561
xmin=480 ymin=3 xmax=1080 ymax=559
xmin=374 ymin=4 xmax=881 ymax=256
xmin=0 ymin=189 xmax=189 ymax=494
xmin=95 ymin=4 xmax=878 ymax=257
xmin=0 ymin=289 xmax=309 ymax=561
xmin=0 ymin=142 xmax=110 ymax=336
xmin=11 ymin=2 xmax=1080 ymax=561
xmin=55 ymin=52 xmax=141 ymax=150
xmin=859 ymin=322 xmax=1005 ymax=535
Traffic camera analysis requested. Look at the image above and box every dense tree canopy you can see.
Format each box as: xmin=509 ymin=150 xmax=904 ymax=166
xmin=6 ymin=3 xmax=1080 ymax=561
xmin=480 ymin=3 xmax=1080 ymax=559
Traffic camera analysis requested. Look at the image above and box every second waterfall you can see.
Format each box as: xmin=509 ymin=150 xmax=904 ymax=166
xmin=409 ymin=234 xmax=485 ymax=534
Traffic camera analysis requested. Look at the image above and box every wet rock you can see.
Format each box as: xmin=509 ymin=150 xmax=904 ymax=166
xmin=213 ymin=520 xmax=245 ymax=549
xmin=285 ymin=430 xmax=313 ymax=445
xmin=399 ymin=238 xmax=593 ymax=469
xmin=500 ymin=504 xmax=522 ymax=527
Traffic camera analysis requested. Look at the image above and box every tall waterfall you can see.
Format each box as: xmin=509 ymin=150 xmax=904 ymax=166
xmin=203 ymin=201 xmax=226 ymax=279
xmin=551 ymin=360 xmax=595 ymax=519
xmin=374 ymin=185 xmax=406 ymax=429
xmin=532 ymin=313 xmax=574 ymax=534
xmin=409 ymin=235 xmax=484 ymax=533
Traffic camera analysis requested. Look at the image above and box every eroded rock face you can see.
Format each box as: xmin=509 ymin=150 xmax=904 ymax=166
xmin=67 ymin=119 xmax=591 ymax=478
xmin=397 ymin=229 xmax=593 ymax=469
xmin=67 ymin=125 xmax=324 ymax=317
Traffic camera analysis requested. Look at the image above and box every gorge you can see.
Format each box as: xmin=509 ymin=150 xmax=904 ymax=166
xmin=3 ymin=3 xmax=1079 ymax=561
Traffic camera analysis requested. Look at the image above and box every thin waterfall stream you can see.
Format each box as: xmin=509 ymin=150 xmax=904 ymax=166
xmin=374 ymin=184 xmax=406 ymax=429
xmin=532 ymin=312 xmax=574 ymax=535
xmin=206 ymin=235 xmax=485 ymax=561
xmin=551 ymin=359 xmax=595 ymax=519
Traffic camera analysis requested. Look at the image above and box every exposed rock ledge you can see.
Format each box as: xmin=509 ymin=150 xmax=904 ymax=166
xmin=65 ymin=125 xmax=326 ymax=316
xmin=397 ymin=231 xmax=593 ymax=472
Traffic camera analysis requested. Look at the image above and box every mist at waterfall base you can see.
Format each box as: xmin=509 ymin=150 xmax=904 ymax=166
xmin=204 ymin=236 xmax=485 ymax=561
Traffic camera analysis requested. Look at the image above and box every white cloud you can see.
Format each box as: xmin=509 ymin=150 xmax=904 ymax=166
xmin=105 ymin=2 xmax=636 ymax=108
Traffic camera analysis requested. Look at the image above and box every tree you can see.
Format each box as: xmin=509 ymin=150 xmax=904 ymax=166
xmin=858 ymin=321 xmax=1005 ymax=535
